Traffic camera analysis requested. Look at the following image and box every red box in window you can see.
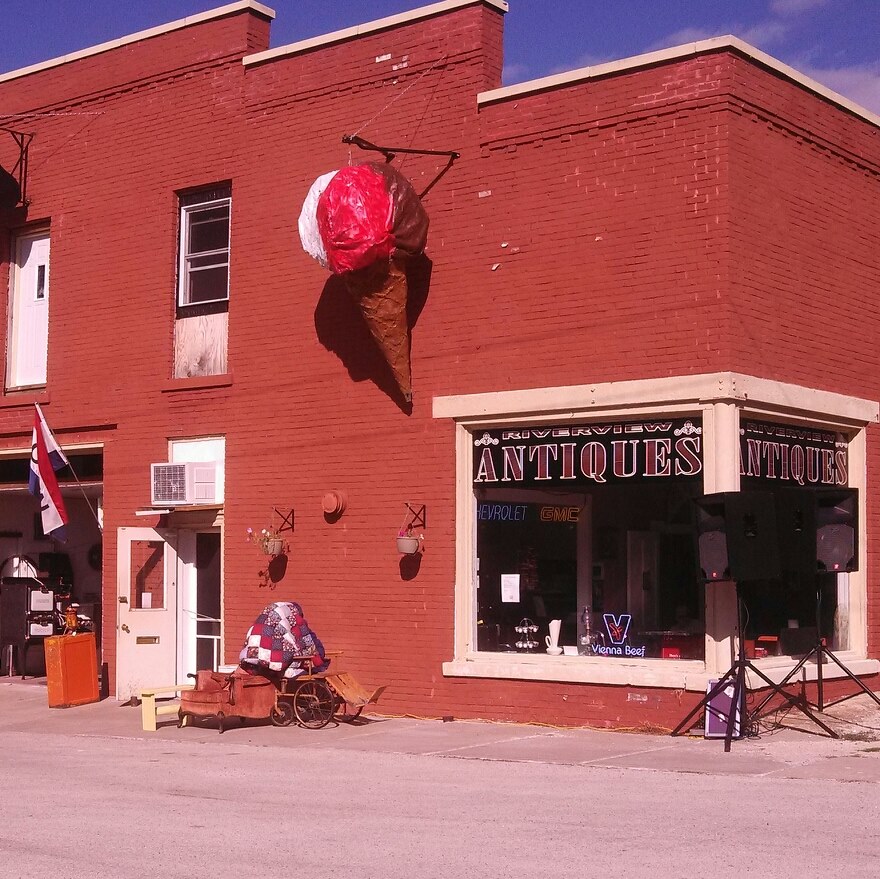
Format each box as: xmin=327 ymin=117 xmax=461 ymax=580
xmin=661 ymin=633 xmax=703 ymax=660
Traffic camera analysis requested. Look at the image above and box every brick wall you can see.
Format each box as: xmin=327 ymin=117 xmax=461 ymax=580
xmin=723 ymin=55 xmax=880 ymax=656
xmin=1 ymin=5 xmax=877 ymax=726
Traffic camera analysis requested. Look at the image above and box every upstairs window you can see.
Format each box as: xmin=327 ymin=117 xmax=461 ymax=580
xmin=177 ymin=186 xmax=231 ymax=306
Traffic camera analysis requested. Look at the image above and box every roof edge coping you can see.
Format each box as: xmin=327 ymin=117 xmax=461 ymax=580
xmin=477 ymin=35 xmax=880 ymax=131
xmin=0 ymin=1 xmax=275 ymax=86
xmin=242 ymin=0 xmax=508 ymax=67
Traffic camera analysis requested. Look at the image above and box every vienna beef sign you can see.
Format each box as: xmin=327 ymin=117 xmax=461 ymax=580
xmin=473 ymin=419 xmax=702 ymax=486
xmin=740 ymin=420 xmax=848 ymax=486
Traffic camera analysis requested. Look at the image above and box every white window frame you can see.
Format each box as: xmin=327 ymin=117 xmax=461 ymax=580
xmin=177 ymin=190 xmax=231 ymax=307
xmin=433 ymin=372 xmax=879 ymax=693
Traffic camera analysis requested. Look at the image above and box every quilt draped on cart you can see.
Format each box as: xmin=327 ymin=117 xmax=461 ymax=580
xmin=239 ymin=601 xmax=328 ymax=679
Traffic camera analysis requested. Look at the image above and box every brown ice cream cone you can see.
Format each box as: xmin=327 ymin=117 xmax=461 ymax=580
xmin=344 ymin=257 xmax=412 ymax=402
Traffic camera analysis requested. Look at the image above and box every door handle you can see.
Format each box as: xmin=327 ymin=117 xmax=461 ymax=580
xmin=118 ymin=596 xmax=128 ymax=604
xmin=121 ymin=624 xmax=130 ymax=633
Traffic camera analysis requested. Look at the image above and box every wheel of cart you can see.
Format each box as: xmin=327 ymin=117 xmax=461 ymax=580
xmin=271 ymin=655 xmax=337 ymax=730
xmin=293 ymin=678 xmax=336 ymax=728
xmin=270 ymin=698 xmax=295 ymax=728
xmin=270 ymin=655 xmax=385 ymax=729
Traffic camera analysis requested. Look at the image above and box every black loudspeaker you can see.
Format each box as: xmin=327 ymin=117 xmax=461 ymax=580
xmin=816 ymin=488 xmax=858 ymax=573
xmin=775 ymin=487 xmax=858 ymax=574
xmin=695 ymin=492 xmax=781 ymax=582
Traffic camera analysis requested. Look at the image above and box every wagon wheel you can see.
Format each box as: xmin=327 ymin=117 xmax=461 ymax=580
xmin=334 ymin=701 xmax=364 ymax=722
xmin=293 ymin=680 xmax=336 ymax=729
xmin=270 ymin=700 xmax=295 ymax=727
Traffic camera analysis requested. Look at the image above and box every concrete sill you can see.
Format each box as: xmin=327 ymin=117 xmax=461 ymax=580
xmin=442 ymin=654 xmax=880 ymax=693
xmin=0 ymin=388 xmax=50 ymax=408
xmin=161 ymin=373 xmax=233 ymax=393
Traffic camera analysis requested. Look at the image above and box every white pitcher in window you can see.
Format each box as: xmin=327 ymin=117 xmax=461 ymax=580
xmin=545 ymin=619 xmax=563 ymax=655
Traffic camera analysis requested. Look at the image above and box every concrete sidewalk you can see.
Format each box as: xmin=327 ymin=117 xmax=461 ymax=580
xmin=3 ymin=676 xmax=880 ymax=783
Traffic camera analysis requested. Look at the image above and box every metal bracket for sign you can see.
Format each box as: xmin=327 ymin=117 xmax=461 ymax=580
xmin=0 ymin=127 xmax=35 ymax=206
xmin=274 ymin=508 xmax=295 ymax=534
xmin=342 ymin=134 xmax=459 ymax=163
xmin=404 ymin=502 xmax=426 ymax=532
xmin=342 ymin=134 xmax=459 ymax=199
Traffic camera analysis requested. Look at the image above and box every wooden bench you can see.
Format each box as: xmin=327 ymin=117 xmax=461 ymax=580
xmin=139 ymin=683 xmax=195 ymax=732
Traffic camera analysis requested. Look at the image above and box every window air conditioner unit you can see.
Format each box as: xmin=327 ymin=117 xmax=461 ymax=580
xmin=151 ymin=462 xmax=219 ymax=506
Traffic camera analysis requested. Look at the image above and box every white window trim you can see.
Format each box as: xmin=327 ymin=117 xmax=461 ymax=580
xmin=434 ymin=372 xmax=879 ymax=692
xmin=177 ymin=194 xmax=231 ymax=307
xmin=169 ymin=436 xmax=226 ymax=502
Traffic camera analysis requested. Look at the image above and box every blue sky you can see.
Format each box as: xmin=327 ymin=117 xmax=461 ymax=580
xmin=2 ymin=0 xmax=878 ymax=114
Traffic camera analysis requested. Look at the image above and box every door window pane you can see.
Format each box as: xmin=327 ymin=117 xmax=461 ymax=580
xmin=36 ymin=264 xmax=46 ymax=300
xmin=130 ymin=540 xmax=164 ymax=609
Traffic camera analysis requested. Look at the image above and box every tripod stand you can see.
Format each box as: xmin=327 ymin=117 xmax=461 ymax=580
xmin=750 ymin=583 xmax=880 ymax=717
xmin=671 ymin=582 xmax=837 ymax=752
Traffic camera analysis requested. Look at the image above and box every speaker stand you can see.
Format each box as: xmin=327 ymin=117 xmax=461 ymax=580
xmin=671 ymin=583 xmax=838 ymax=752
xmin=751 ymin=586 xmax=880 ymax=717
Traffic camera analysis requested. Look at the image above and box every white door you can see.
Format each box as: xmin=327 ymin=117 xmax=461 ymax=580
xmin=116 ymin=527 xmax=180 ymax=700
xmin=8 ymin=231 xmax=50 ymax=388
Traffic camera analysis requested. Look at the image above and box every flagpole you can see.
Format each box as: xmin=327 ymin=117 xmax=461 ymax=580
xmin=62 ymin=456 xmax=103 ymax=533
xmin=32 ymin=403 xmax=102 ymax=536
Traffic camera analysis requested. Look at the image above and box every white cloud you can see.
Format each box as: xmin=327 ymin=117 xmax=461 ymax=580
xmin=651 ymin=20 xmax=791 ymax=53
xmin=770 ymin=0 xmax=829 ymax=15
xmin=798 ymin=62 xmax=880 ymax=116
xmin=502 ymin=62 xmax=531 ymax=85
xmin=739 ymin=20 xmax=792 ymax=47
xmin=649 ymin=26 xmax=724 ymax=51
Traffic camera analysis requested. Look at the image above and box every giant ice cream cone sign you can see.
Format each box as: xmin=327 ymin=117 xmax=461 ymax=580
xmin=299 ymin=163 xmax=429 ymax=402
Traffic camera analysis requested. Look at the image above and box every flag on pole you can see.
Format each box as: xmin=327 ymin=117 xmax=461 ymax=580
xmin=29 ymin=404 xmax=69 ymax=540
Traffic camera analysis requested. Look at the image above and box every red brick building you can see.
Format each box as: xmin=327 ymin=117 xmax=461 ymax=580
xmin=1 ymin=0 xmax=878 ymax=728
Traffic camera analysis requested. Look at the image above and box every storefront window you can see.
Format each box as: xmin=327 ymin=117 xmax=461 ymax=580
xmin=438 ymin=372 xmax=874 ymax=686
xmin=473 ymin=418 xmax=705 ymax=661
xmin=737 ymin=419 xmax=852 ymax=656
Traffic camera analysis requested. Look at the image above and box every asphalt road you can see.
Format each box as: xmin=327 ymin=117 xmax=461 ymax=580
xmin=2 ymin=728 xmax=879 ymax=879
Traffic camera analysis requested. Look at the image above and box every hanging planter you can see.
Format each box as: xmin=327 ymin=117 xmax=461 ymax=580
xmin=396 ymin=502 xmax=426 ymax=555
xmin=263 ymin=537 xmax=285 ymax=557
xmin=396 ymin=534 xmax=422 ymax=555
xmin=247 ymin=528 xmax=287 ymax=558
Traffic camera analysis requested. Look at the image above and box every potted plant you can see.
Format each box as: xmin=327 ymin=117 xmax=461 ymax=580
xmin=247 ymin=527 xmax=286 ymax=557
xmin=396 ymin=525 xmax=422 ymax=555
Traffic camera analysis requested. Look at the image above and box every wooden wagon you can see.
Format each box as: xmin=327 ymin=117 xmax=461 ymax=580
xmin=272 ymin=654 xmax=387 ymax=729
xmin=177 ymin=653 xmax=385 ymax=732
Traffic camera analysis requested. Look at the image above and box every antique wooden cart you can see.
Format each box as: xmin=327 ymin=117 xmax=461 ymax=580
xmin=271 ymin=654 xmax=386 ymax=729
